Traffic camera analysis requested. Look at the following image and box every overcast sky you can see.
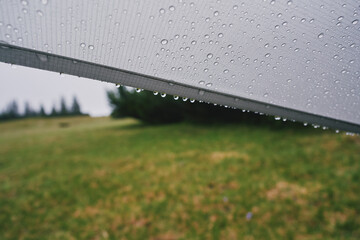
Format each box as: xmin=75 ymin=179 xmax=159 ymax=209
xmin=0 ymin=62 xmax=116 ymax=117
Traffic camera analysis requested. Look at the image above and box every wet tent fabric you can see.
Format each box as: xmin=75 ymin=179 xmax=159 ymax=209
xmin=0 ymin=0 xmax=359 ymax=133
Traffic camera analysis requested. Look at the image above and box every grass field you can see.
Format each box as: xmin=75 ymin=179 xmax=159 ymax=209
xmin=0 ymin=117 xmax=359 ymax=240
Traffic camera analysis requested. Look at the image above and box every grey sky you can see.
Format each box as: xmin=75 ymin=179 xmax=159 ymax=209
xmin=0 ymin=62 xmax=115 ymax=117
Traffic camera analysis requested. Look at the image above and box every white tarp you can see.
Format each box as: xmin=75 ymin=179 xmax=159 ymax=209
xmin=1 ymin=0 xmax=359 ymax=132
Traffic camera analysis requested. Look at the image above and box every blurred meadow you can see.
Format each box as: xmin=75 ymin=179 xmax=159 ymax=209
xmin=0 ymin=116 xmax=360 ymax=239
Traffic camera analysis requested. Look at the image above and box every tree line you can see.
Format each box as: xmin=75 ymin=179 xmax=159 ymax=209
xmin=0 ymin=96 xmax=86 ymax=121
xmin=107 ymin=86 xmax=303 ymax=128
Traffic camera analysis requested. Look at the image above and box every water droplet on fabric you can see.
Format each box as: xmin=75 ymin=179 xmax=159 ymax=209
xmin=36 ymin=10 xmax=44 ymax=16
xmin=36 ymin=53 xmax=48 ymax=62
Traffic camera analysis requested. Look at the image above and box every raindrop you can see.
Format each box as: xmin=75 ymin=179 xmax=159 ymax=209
xmin=213 ymin=11 xmax=219 ymax=16
xmin=218 ymin=33 xmax=224 ymax=38
xmin=116 ymin=84 xmax=121 ymax=88
xmin=352 ymin=19 xmax=359 ymax=25
xmin=135 ymin=88 xmax=142 ymax=93
xmin=191 ymin=40 xmax=197 ymax=45
xmin=160 ymin=93 xmax=166 ymax=97
xmin=161 ymin=39 xmax=168 ymax=45
xmin=41 ymin=0 xmax=48 ymax=5
xmin=153 ymin=91 xmax=159 ymax=95
xmin=318 ymin=33 xmax=324 ymax=39
xmin=169 ymin=6 xmax=175 ymax=11
xmin=80 ymin=42 xmax=86 ymax=48
xmin=173 ymin=95 xmax=179 ymax=100
xmin=88 ymin=45 xmax=94 ymax=50
xmin=182 ymin=97 xmax=188 ymax=101
xmin=159 ymin=8 xmax=165 ymax=14
xmin=21 ymin=0 xmax=28 ymax=6
xmin=207 ymin=53 xmax=213 ymax=59
xmin=36 ymin=10 xmax=44 ymax=16
xmin=36 ymin=53 xmax=48 ymax=62
xmin=206 ymin=83 xmax=213 ymax=87
xmin=190 ymin=99 xmax=195 ymax=103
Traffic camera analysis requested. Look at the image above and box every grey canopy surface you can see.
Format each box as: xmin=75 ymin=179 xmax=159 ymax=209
xmin=1 ymin=0 xmax=359 ymax=133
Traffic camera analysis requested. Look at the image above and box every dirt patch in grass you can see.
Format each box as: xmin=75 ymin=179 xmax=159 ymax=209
xmin=209 ymin=151 xmax=249 ymax=163
xmin=266 ymin=181 xmax=308 ymax=204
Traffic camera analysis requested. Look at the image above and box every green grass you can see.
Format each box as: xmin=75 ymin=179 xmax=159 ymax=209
xmin=0 ymin=117 xmax=359 ymax=240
